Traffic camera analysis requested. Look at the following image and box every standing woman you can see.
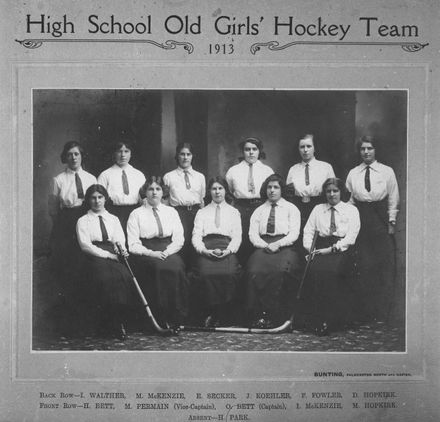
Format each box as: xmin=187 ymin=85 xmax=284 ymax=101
xmin=76 ymin=184 xmax=133 ymax=340
xmin=346 ymin=135 xmax=399 ymax=322
xmin=97 ymin=138 xmax=146 ymax=234
xmin=48 ymin=141 xmax=97 ymax=304
xmin=303 ymin=178 xmax=360 ymax=336
xmin=225 ymin=137 xmax=274 ymax=262
xmin=286 ymin=134 xmax=335 ymax=234
xmin=191 ymin=177 xmax=242 ymax=327
xmin=163 ymin=143 xmax=206 ymax=264
xmin=127 ymin=176 xmax=188 ymax=327
xmin=245 ymin=174 xmax=301 ymax=328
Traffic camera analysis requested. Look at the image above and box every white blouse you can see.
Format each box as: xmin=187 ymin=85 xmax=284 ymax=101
xmin=303 ymin=202 xmax=360 ymax=252
xmin=345 ymin=160 xmax=399 ymax=222
xmin=97 ymin=164 xmax=146 ymax=206
xmin=127 ymin=203 xmax=184 ymax=256
xmin=249 ymin=198 xmax=300 ymax=248
xmin=225 ymin=160 xmax=274 ymax=199
xmin=192 ymin=201 xmax=242 ymax=254
xmin=76 ymin=210 xmax=125 ymax=259
xmin=286 ymin=158 xmax=335 ymax=198
xmin=49 ymin=167 xmax=97 ymax=215
xmin=163 ymin=166 xmax=206 ymax=206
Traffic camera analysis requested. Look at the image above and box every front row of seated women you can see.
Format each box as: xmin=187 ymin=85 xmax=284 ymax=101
xmin=75 ymin=173 xmax=360 ymax=340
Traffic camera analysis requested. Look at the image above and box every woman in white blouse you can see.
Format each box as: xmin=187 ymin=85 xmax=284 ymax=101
xmin=127 ymin=176 xmax=188 ymax=328
xmin=163 ymin=142 xmax=206 ymax=263
xmin=191 ymin=177 xmax=242 ymax=327
xmin=98 ymin=138 xmax=146 ymax=234
xmin=48 ymin=141 xmax=97 ymax=328
xmin=225 ymin=137 xmax=274 ymax=263
xmin=76 ymin=184 xmax=133 ymax=341
xmin=245 ymin=174 xmax=302 ymax=329
xmin=286 ymin=133 xmax=335 ymax=235
xmin=345 ymin=135 xmax=399 ymax=323
xmin=303 ymin=178 xmax=360 ymax=336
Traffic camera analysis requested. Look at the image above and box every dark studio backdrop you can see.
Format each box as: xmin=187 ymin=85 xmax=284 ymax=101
xmin=33 ymin=89 xmax=407 ymax=322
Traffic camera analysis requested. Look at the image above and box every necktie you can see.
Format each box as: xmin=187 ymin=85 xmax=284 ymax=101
xmin=305 ymin=163 xmax=310 ymax=186
xmin=184 ymin=170 xmax=191 ymax=189
xmin=215 ymin=204 xmax=221 ymax=228
xmin=248 ymin=163 xmax=255 ymax=194
xmin=98 ymin=215 xmax=109 ymax=242
xmin=122 ymin=169 xmax=129 ymax=195
xmin=364 ymin=165 xmax=371 ymax=192
xmin=152 ymin=207 xmax=164 ymax=238
xmin=75 ymin=172 xmax=84 ymax=199
xmin=330 ymin=206 xmax=337 ymax=235
xmin=266 ymin=203 xmax=276 ymax=234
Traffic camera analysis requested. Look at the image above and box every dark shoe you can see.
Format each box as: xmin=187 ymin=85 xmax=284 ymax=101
xmin=315 ymin=321 xmax=329 ymax=337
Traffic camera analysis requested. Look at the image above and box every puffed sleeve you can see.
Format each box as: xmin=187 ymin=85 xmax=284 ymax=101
xmin=334 ymin=205 xmax=360 ymax=252
xmin=127 ymin=210 xmax=153 ymax=256
xmin=48 ymin=177 xmax=61 ymax=217
xmin=277 ymin=204 xmax=300 ymax=247
xmin=165 ymin=208 xmax=185 ymax=255
xmin=192 ymin=209 xmax=205 ymax=254
xmin=249 ymin=207 xmax=268 ymax=248
xmin=386 ymin=167 xmax=399 ymax=222
xmin=226 ymin=208 xmax=242 ymax=253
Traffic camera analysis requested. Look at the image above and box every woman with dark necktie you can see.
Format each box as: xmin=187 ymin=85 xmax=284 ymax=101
xmin=127 ymin=176 xmax=189 ymax=328
xmin=191 ymin=177 xmax=242 ymax=327
xmin=76 ymin=184 xmax=133 ymax=340
xmin=225 ymin=137 xmax=274 ymax=263
xmin=163 ymin=142 xmax=206 ymax=265
xmin=286 ymin=134 xmax=335 ymax=235
xmin=244 ymin=174 xmax=302 ymax=329
xmin=346 ymin=135 xmax=399 ymax=322
xmin=302 ymin=178 xmax=360 ymax=336
xmin=98 ymin=138 xmax=146 ymax=235
xmin=48 ymin=141 xmax=96 ymax=321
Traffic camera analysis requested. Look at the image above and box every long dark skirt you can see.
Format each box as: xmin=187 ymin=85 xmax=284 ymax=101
xmin=83 ymin=242 xmax=134 ymax=307
xmin=107 ymin=204 xmax=139 ymax=238
xmin=193 ymin=235 xmax=241 ymax=306
xmin=49 ymin=207 xmax=85 ymax=297
xmin=233 ymin=199 xmax=263 ymax=264
xmin=133 ymin=237 xmax=189 ymax=324
xmin=354 ymin=198 xmax=396 ymax=321
xmin=245 ymin=235 xmax=301 ymax=324
xmin=174 ymin=205 xmax=200 ymax=266
xmin=301 ymin=236 xmax=356 ymax=331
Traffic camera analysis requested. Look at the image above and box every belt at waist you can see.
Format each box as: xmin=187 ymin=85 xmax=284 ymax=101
xmin=174 ymin=204 xmax=201 ymax=211
xmin=235 ymin=198 xmax=262 ymax=206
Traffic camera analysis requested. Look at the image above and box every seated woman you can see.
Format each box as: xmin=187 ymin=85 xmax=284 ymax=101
xmin=191 ymin=177 xmax=242 ymax=327
xmin=303 ymin=177 xmax=360 ymax=336
xmin=245 ymin=173 xmax=302 ymax=328
xmin=76 ymin=184 xmax=133 ymax=341
xmin=127 ymin=176 xmax=188 ymax=328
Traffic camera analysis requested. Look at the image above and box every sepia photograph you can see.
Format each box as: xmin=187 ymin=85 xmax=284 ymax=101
xmin=32 ymin=88 xmax=407 ymax=353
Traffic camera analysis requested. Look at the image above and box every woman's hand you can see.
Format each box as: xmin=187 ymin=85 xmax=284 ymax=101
xmin=265 ymin=243 xmax=281 ymax=254
xmin=113 ymin=243 xmax=129 ymax=258
xmin=107 ymin=253 xmax=120 ymax=261
xmin=150 ymin=251 xmax=168 ymax=260
xmin=202 ymin=249 xmax=219 ymax=258
xmin=216 ymin=249 xmax=231 ymax=259
xmin=314 ymin=247 xmax=332 ymax=256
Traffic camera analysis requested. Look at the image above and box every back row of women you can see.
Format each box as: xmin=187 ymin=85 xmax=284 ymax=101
xmin=48 ymin=134 xmax=399 ymax=340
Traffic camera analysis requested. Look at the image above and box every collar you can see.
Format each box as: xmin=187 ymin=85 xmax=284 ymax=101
xmin=66 ymin=166 xmax=83 ymax=175
xmin=209 ymin=200 xmax=227 ymax=209
xmin=144 ymin=202 xmax=164 ymax=211
xmin=112 ymin=163 xmax=132 ymax=172
xmin=301 ymin=157 xmax=316 ymax=167
xmin=241 ymin=159 xmax=261 ymax=168
xmin=87 ymin=209 xmax=110 ymax=218
xmin=325 ymin=202 xmax=344 ymax=212
xmin=360 ymin=160 xmax=378 ymax=171
xmin=176 ymin=166 xmax=193 ymax=174
xmin=266 ymin=198 xmax=286 ymax=207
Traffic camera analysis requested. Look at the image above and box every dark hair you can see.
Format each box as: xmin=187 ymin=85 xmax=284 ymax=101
xmin=205 ymin=176 xmax=233 ymax=204
xmin=356 ymin=135 xmax=379 ymax=155
xmin=60 ymin=141 xmax=85 ymax=164
xmin=239 ymin=137 xmax=266 ymax=160
xmin=111 ymin=139 xmax=134 ymax=160
xmin=139 ymin=175 xmax=169 ymax=200
xmin=175 ymin=142 xmax=195 ymax=165
xmin=321 ymin=177 xmax=349 ymax=202
xmin=259 ymin=173 xmax=286 ymax=201
xmin=84 ymin=184 xmax=110 ymax=209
